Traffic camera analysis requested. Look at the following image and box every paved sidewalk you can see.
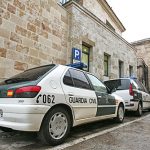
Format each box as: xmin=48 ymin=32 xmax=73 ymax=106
xmin=61 ymin=114 xmax=150 ymax=150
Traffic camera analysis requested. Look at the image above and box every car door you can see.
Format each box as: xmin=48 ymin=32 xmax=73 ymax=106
xmin=87 ymin=74 xmax=117 ymax=116
xmin=139 ymin=82 xmax=150 ymax=109
xmin=134 ymin=80 xmax=150 ymax=109
xmin=62 ymin=69 xmax=97 ymax=120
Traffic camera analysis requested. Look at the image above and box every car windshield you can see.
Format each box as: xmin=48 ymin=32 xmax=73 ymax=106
xmin=0 ymin=64 xmax=56 ymax=85
xmin=104 ymin=79 xmax=130 ymax=91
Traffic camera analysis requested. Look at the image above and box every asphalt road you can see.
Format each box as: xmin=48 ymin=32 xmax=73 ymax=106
xmin=0 ymin=111 xmax=150 ymax=150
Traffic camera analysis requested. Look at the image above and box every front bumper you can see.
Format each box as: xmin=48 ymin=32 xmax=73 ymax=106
xmin=0 ymin=104 xmax=50 ymax=131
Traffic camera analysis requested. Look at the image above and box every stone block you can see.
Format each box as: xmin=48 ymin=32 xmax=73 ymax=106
xmin=41 ymin=22 xmax=51 ymax=33
xmin=13 ymin=0 xmax=25 ymax=11
xmin=37 ymin=28 xmax=48 ymax=39
xmin=0 ymin=37 xmax=4 ymax=48
xmin=27 ymin=23 xmax=36 ymax=33
xmin=32 ymin=19 xmax=41 ymax=28
xmin=38 ymin=52 xmax=48 ymax=60
xmin=38 ymin=36 xmax=51 ymax=47
xmin=0 ymin=67 xmax=5 ymax=77
xmin=24 ymin=55 xmax=40 ymax=66
xmin=0 ymin=27 xmax=10 ymax=39
xmin=29 ymin=48 xmax=38 ymax=57
xmin=5 ymin=0 xmax=14 ymax=4
xmin=0 ymin=8 xmax=4 ymax=17
xmin=22 ymin=37 xmax=34 ymax=47
xmin=2 ymin=11 xmax=10 ymax=20
xmin=14 ymin=61 xmax=28 ymax=71
xmin=18 ymin=10 xmax=25 ymax=17
xmin=16 ymin=44 xmax=29 ymax=54
xmin=61 ymin=15 xmax=68 ymax=24
xmin=1 ymin=19 xmax=16 ymax=32
xmin=0 ymin=0 xmax=7 ymax=9
xmin=0 ymin=17 xmax=2 ymax=25
xmin=10 ymin=14 xmax=26 ymax=28
xmin=16 ymin=25 xmax=28 ymax=37
xmin=52 ymin=42 xmax=61 ymax=51
xmin=0 ymin=48 xmax=7 ymax=58
xmin=30 ymin=57 xmax=40 ymax=66
xmin=6 ymin=50 xmax=24 ymax=61
xmin=52 ymin=29 xmax=62 ymax=38
xmin=30 ymin=32 xmax=38 ymax=41
xmin=10 ymin=32 xmax=22 ymax=43
xmin=4 ymin=39 xmax=17 ymax=50
xmin=7 ymin=3 xmax=16 ymax=14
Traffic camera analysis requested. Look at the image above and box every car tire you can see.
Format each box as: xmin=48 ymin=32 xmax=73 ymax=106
xmin=38 ymin=107 xmax=71 ymax=146
xmin=114 ymin=104 xmax=124 ymax=123
xmin=136 ymin=102 xmax=142 ymax=117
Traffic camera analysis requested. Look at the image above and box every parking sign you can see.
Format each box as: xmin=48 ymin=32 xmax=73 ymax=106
xmin=72 ymin=48 xmax=81 ymax=63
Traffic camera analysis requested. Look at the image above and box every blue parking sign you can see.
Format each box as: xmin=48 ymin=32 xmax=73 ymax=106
xmin=72 ymin=48 xmax=81 ymax=62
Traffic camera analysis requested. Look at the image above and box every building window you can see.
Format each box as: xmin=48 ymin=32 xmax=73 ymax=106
xmin=119 ymin=60 xmax=124 ymax=78
xmin=60 ymin=0 xmax=69 ymax=4
xmin=104 ymin=54 xmax=110 ymax=76
xmin=106 ymin=20 xmax=115 ymax=32
xmin=129 ymin=65 xmax=133 ymax=77
xmin=82 ymin=45 xmax=90 ymax=71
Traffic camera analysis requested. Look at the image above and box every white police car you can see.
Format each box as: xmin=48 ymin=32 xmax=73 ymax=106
xmin=104 ymin=78 xmax=150 ymax=116
xmin=0 ymin=64 xmax=125 ymax=145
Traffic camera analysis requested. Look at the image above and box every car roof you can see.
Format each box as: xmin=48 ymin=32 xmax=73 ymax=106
xmin=24 ymin=64 xmax=57 ymax=72
xmin=24 ymin=64 xmax=90 ymax=74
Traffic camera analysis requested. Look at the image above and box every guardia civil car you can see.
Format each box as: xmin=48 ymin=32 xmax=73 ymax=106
xmin=0 ymin=64 xmax=125 ymax=145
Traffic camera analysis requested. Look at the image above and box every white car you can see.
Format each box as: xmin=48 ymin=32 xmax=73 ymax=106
xmin=0 ymin=64 xmax=125 ymax=145
xmin=104 ymin=78 xmax=150 ymax=116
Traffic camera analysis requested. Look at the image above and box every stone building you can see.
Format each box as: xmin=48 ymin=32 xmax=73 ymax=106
xmin=0 ymin=0 xmax=137 ymax=81
xmin=132 ymin=39 xmax=150 ymax=90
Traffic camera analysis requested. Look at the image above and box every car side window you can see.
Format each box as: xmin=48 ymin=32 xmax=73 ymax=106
xmin=63 ymin=70 xmax=74 ymax=86
xmin=69 ymin=69 xmax=91 ymax=90
xmin=87 ymin=74 xmax=107 ymax=93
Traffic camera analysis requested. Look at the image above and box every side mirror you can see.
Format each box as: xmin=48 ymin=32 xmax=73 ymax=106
xmin=111 ymin=88 xmax=117 ymax=93
xmin=107 ymin=87 xmax=116 ymax=94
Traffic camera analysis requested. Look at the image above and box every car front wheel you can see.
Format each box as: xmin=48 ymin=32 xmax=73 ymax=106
xmin=136 ymin=102 xmax=142 ymax=117
xmin=114 ymin=104 xmax=124 ymax=123
xmin=38 ymin=107 xmax=71 ymax=146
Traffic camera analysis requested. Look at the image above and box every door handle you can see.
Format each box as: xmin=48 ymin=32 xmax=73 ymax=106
xmin=98 ymin=96 xmax=102 ymax=98
xmin=68 ymin=93 xmax=74 ymax=97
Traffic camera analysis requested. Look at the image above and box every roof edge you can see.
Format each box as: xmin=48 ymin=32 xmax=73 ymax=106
xmin=63 ymin=1 xmax=136 ymax=53
xmin=131 ymin=38 xmax=150 ymax=45
xmin=101 ymin=0 xmax=126 ymax=32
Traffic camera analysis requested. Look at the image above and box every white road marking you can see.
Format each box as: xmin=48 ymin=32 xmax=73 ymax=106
xmin=48 ymin=114 xmax=150 ymax=150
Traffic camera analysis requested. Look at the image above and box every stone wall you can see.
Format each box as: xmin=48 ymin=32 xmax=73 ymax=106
xmin=0 ymin=0 xmax=137 ymax=82
xmin=65 ymin=2 xmax=137 ymax=80
xmin=132 ymin=40 xmax=150 ymax=89
xmin=82 ymin=0 xmax=122 ymax=35
xmin=0 ymin=0 xmax=69 ymax=79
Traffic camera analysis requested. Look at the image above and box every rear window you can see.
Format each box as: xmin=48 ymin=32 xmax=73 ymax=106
xmin=104 ymin=79 xmax=130 ymax=91
xmin=0 ymin=64 xmax=56 ymax=85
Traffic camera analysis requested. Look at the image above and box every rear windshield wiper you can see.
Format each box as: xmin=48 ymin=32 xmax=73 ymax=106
xmin=116 ymin=88 xmax=125 ymax=90
xmin=5 ymin=78 xmax=30 ymax=84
